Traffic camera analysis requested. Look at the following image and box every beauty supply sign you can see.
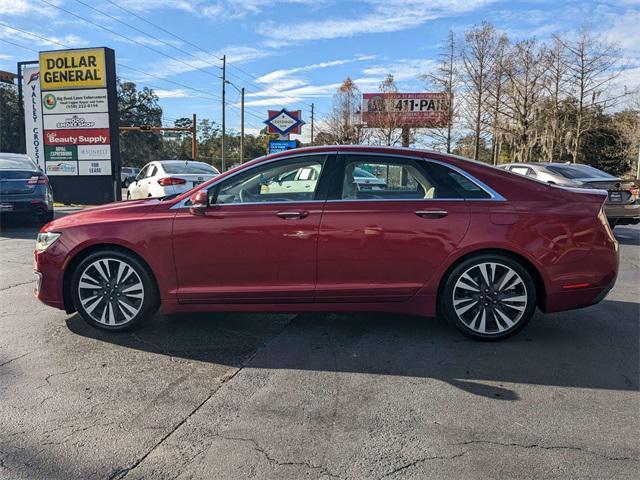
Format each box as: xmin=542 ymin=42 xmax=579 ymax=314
xmin=39 ymin=48 xmax=117 ymax=179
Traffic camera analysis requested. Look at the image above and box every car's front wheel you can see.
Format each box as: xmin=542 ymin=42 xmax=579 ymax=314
xmin=71 ymin=250 xmax=158 ymax=331
xmin=440 ymin=254 xmax=537 ymax=341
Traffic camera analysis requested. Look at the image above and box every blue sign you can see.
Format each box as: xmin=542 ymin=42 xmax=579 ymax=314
xmin=269 ymin=140 xmax=297 ymax=154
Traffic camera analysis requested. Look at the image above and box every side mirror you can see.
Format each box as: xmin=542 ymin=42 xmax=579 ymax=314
xmin=189 ymin=191 xmax=209 ymax=216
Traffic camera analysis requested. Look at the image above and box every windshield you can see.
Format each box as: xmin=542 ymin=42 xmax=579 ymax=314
xmin=547 ymin=164 xmax=615 ymax=179
xmin=354 ymin=167 xmax=376 ymax=178
xmin=162 ymin=162 xmax=218 ymax=175
xmin=0 ymin=156 xmax=37 ymax=170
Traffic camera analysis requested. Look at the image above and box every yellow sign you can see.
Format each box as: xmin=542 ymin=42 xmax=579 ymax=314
xmin=39 ymin=48 xmax=106 ymax=90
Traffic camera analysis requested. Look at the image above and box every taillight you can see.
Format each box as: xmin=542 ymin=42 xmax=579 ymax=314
xmin=629 ymin=186 xmax=638 ymax=201
xmin=27 ymin=175 xmax=48 ymax=185
xmin=157 ymin=177 xmax=186 ymax=186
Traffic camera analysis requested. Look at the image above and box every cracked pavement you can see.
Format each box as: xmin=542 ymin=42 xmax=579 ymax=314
xmin=0 ymin=213 xmax=638 ymax=479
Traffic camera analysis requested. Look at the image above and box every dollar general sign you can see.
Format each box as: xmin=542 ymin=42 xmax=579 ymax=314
xmin=39 ymin=48 xmax=106 ymax=90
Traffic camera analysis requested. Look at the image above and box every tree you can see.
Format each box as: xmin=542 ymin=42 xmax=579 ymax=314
xmin=0 ymin=83 xmax=21 ymax=153
xmin=460 ymin=22 xmax=497 ymax=161
xmin=117 ymin=80 xmax=163 ymax=167
xmin=422 ymin=30 xmax=460 ymax=153
xmin=320 ymin=78 xmax=366 ymax=144
xmin=487 ymin=34 xmax=510 ymax=164
xmin=558 ymin=28 xmax=621 ymax=163
xmin=540 ymin=37 xmax=569 ymax=161
xmin=370 ymin=74 xmax=404 ymax=146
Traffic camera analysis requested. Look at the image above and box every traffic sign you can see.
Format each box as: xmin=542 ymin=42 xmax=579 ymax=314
xmin=269 ymin=140 xmax=297 ymax=154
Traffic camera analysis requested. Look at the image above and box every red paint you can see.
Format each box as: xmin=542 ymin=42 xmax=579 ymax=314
xmin=34 ymin=146 xmax=619 ymax=319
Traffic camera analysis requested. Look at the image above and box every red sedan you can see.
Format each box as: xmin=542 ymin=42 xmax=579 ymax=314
xmin=34 ymin=146 xmax=618 ymax=340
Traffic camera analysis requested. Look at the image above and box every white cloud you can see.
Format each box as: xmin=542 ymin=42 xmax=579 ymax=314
xmin=155 ymin=88 xmax=192 ymax=98
xmin=355 ymin=58 xmax=436 ymax=90
xmin=256 ymin=59 xmax=354 ymax=83
xmin=0 ymin=25 xmax=88 ymax=49
xmin=258 ymin=0 xmax=496 ymax=43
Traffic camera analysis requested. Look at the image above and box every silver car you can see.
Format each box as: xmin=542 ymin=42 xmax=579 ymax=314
xmin=499 ymin=162 xmax=639 ymax=227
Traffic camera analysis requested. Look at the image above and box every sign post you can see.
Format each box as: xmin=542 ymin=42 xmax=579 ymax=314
xmin=38 ymin=47 xmax=120 ymax=204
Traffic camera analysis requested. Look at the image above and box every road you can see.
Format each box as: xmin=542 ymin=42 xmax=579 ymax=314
xmin=0 ymin=211 xmax=638 ymax=479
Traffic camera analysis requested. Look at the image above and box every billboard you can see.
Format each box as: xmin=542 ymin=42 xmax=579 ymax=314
xmin=21 ymin=66 xmax=44 ymax=168
xmin=38 ymin=47 xmax=120 ymax=204
xmin=362 ymin=92 xmax=450 ymax=128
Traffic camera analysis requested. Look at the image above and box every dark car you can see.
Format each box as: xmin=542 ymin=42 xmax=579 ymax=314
xmin=35 ymin=146 xmax=618 ymax=341
xmin=499 ymin=162 xmax=639 ymax=227
xmin=0 ymin=153 xmax=54 ymax=226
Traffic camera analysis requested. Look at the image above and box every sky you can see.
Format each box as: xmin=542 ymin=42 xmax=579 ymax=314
xmin=1 ymin=0 xmax=639 ymax=141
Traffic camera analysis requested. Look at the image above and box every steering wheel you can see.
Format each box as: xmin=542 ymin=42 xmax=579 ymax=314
xmin=239 ymin=188 xmax=250 ymax=203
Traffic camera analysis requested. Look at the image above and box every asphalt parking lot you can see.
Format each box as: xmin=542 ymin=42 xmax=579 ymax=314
xmin=0 ymin=211 xmax=638 ymax=480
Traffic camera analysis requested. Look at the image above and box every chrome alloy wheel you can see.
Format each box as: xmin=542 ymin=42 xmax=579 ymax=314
xmin=77 ymin=258 xmax=145 ymax=326
xmin=452 ymin=262 xmax=528 ymax=335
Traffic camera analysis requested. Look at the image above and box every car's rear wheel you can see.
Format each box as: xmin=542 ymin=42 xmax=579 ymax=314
xmin=440 ymin=254 xmax=536 ymax=341
xmin=71 ymin=250 xmax=158 ymax=331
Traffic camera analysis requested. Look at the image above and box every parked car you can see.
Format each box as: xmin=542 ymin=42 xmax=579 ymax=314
xmin=120 ymin=167 xmax=140 ymax=188
xmin=126 ymin=160 xmax=219 ymax=200
xmin=499 ymin=162 xmax=639 ymax=227
xmin=34 ymin=146 xmax=618 ymax=341
xmin=0 ymin=153 xmax=53 ymax=226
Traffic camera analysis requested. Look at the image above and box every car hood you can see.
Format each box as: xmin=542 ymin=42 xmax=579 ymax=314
xmin=43 ymin=198 xmax=163 ymax=232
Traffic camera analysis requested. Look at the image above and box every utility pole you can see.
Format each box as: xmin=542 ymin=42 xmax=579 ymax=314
xmin=221 ymin=54 xmax=226 ymax=172
xmin=191 ymin=113 xmax=197 ymax=159
xmin=240 ymin=87 xmax=245 ymax=163
xmin=310 ymin=103 xmax=315 ymax=144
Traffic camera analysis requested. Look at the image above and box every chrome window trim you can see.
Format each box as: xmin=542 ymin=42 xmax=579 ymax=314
xmin=169 ymin=152 xmax=334 ymax=209
xmin=169 ymin=150 xmax=505 ymax=209
xmin=337 ymin=151 xmax=506 ymax=202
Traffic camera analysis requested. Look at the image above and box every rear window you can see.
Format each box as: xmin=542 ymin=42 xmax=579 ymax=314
xmin=547 ymin=164 xmax=615 ymax=179
xmin=0 ymin=156 xmax=37 ymax=170
xmin=428 ymin=163 xmax=492 ymax=199
xmin=162 ymin=162 xmax=218 ymax=175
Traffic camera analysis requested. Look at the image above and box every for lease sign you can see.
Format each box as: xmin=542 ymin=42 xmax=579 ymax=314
xmin=39 ymin=48 xmax=106 ymax=90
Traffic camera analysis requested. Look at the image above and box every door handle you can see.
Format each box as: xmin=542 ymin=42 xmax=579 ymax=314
xmin=415 ymin=210 xmax=448 ymax=219
xmin=276 ymin=210 xmax=309 ymax=220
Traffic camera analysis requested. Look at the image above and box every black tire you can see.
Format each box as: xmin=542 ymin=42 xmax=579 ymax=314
xmin=71 ymin=249 xmax=159 ymax=331
xmin=440 ymin=253 xmax=537 ymax=341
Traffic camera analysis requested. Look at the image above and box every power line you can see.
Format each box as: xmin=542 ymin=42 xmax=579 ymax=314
xmin=38 ymin=0 xmax=220 ymax=81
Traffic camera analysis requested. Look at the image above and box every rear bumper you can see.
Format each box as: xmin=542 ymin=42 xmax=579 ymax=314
xmin=0 ymin=190 xmax=53 ymax=217
xmin=605 ymin=202 xmax=639 ymax=222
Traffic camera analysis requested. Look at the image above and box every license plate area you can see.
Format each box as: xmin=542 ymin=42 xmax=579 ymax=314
xmin=0 ymin=203 xmax=14 ymax=212
xmin=608 ymin=191 xmax=623 ymax=202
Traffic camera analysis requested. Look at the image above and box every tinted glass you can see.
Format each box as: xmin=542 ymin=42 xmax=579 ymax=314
xmin=341 ymin=156 xmax=460 ymax=200
xmin=163 ymin=162 xmax=218 ymax=174
xmin=214 ymin=157 xmax=325 ymax=204
xmin=0 ymin=156 xmax=37 ymax=170
xmin=428 ymin=163 xmax=492 ymax=199
xmin=547 ymin=164 xmax=615 ymax=179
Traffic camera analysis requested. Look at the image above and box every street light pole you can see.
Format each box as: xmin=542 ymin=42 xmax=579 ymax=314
xmin=240 ymin=87 xmax=245 ymax=163
xmin=221 ymin=54 xmax=226 ymax=172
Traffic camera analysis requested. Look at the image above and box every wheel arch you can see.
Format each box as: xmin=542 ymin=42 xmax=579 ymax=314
xmin=436 ymin=248 xmax=547 ymax=311
xmin=62 ymin=243 xmax=160 ymax=313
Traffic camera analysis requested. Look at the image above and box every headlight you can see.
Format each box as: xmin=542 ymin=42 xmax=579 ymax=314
xmin=35 ymin=232 xmax=61 ymax=253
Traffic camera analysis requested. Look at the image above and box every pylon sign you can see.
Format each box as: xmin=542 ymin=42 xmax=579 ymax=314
xmin=264 ymin=109 xmax=305 ymax=136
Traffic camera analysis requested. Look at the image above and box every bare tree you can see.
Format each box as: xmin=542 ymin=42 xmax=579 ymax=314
xmin=422 ymin=30 xmax=460 ymax=153
xmin=321 ymin=78 xmax=367 ymax=144
xmin=539 ymin=37 xmax=569 ymax=162
xmin=460 ymin=22 xmax=497 ymax=161
xmin=500 ymin=39 xmax=549 ymax=162
xmin=370 ymin=74 xmax=404 ymax=146
xmin=558 ymin=28 xmax=621 ymax=163
xmin=486 ymin=33 xmax=510 ymax=164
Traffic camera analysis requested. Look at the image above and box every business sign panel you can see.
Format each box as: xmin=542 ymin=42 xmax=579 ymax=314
xmin=43 ymin=113 xmax=110 ymax=130
xmin=265 ymin=109 xmax=304 ymax=135
xmin=44 ymin=161 xmax=78 ymax=176
xmin=37 ymin=47 xmax=120 ymax=203
xmin=39 ymin=48 xmax=106 ymax=90
xmin=44 ymin=129 xmax=110 ymax=146
xmin=269 ymin=140 xmax=297 ymax=154
xmin=42 ymin=89 xmax=108 ymax=114
xmin=21 ymin=66 xmax=44 ymax=168
xmin=362 ymin=92 xmax=450 ymax=128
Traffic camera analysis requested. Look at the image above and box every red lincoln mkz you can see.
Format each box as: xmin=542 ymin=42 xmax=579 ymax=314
xmin=34 ymin=146 xmax=618 ymax=340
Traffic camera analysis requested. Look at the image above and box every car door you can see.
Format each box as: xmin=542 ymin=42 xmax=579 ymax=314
xmin=316 ymin=154 xmax=471 ymax=303
xmin=128 ymin=165 xmax=148 ymax=199
xmin=172 ymin=154 xmax=331 ymax=304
